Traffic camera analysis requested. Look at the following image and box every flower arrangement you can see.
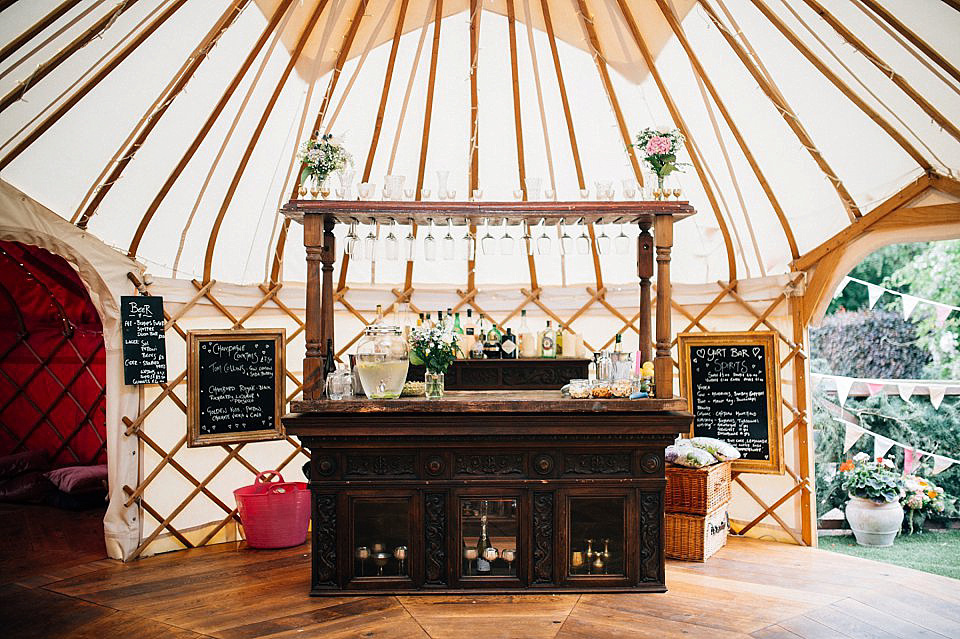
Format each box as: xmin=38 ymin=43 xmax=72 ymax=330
xmin=901 ymin=474 xmax=952 ymax=534
xmin=838 ymin=452 xmax=904 ymax=504
xmin=409 ymin=325 xmax=460 ymax=374
xmin=634 ymin=127 xmax=686 ymax=189
xmin=297 ymin=133 xmax=352 ymax=186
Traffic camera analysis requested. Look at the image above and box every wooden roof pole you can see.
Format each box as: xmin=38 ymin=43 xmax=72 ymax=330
xmin=506 ymin=0 xmax=539 ymax=291
xmin=654 ymin=0 xmax=798 ymax=257
xmin=572 ymin=0 xmax=642 ymax=182
xmin=75 ymin=0 xmax=250 ymax=229
xmin=202 ymin=0 xmax=331 ymax=283
xmin=128 ymin=0 xmax=294 ymax=259
xmin=801 ymin=0 xmax=960 ymax=144
xmin=0 ymin=1 xmax=20 ymax=14
xmin=0 ymin=0 xmax=143 ymax=115
xmin=335 ymin=0 xmax=410 ymax=293
xmin=0 ymin=0 xmax=185 ymax=170
xmin=858 ymin=0 xmax=960 ymax=85
xmin=466 ymin=0 xmax=480 ymax=292
xmin=404 ymin=0 xmax=443 ymax=291
xmin=699 ymin=1 xmax=861 ymax=219
xmin=540 ymin=0 xmax=581 ymax=188
xmin=0 ymin=0 xmax=82 ymax=66
xmin=745 ymin=0 xmax=932 ymax=171
xmin=613 ymin=0 xmax=737 ymax=282
xmin=269 ymin=0 xmax=370 ymax=285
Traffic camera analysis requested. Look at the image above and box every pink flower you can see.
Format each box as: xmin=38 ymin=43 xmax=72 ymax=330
xmin=645 ymin=136 xmax=672 ymax=156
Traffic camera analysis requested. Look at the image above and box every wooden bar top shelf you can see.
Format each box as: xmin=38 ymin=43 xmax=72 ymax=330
xmin=283 ymin=198 xmax=695 ymax=595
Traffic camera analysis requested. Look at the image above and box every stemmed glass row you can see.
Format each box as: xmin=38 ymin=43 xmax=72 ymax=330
xmin=343 ymin=218 xmax=633 ymax=261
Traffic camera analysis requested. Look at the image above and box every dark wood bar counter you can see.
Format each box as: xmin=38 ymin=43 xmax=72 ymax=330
xmin=285 ymin=391 xmax=691 ymax=594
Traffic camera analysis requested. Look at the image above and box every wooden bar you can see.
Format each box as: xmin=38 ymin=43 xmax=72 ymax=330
xmin=303 ymin=214 xmax=324 ymax=400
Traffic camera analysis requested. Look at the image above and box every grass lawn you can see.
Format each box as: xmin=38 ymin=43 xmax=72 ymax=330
xmin=818 ymin=530 xmax=960 ymax=580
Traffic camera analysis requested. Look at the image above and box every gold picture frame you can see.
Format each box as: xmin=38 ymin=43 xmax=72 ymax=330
xmin=678 ymin=331 xmax=784 ymax=475
xmin=187 ymin=328 xmax=286 ymax=448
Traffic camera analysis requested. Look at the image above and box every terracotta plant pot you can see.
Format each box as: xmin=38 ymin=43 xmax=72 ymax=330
xmin=844 ymin=496 xmax=903 ymax=547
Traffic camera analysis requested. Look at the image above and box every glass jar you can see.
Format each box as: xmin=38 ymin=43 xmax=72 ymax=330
xmin=569 ymin=379 xmax=591 ymax=399
xmin=355 ymin=325 xmax=409 ymax=399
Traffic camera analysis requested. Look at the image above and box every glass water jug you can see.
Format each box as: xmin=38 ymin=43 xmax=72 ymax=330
xmin=355 ymin=325 xmax=409 ymax=399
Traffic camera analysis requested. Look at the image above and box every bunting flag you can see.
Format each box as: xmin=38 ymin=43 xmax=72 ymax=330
xmin=901 ymin=294 xmax=920 ymax=320
xmin=935 ymin=303 xmax=953 ymax=327
xmin=873 ymin=434 xmax=895 ymax=459
xmin=929 ymin=385 xmax=947 ymax=410
xmin=843 ymin=422 xmax=866 ymax=452
xmin=833 ymin=417 xmax=960 ymax=475
xmin=834 ymin=376 xmax=854 ymax=406
xmin=897 ymin=383 xmax=915 ymax=402
xmin=866 ymin=282 xmax=884 ymax=309
xmin=833 ymin=276 xmax=851 ymax=298
xmin=866 ymin=382 xmax=886 ymax=397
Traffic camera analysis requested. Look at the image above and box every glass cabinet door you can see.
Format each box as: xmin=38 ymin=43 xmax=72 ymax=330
xmin=459 ymin=497 xmax=520 ymax=579
xmin=562 ymin=490 xmax=635 ymax=583
xmin=352 ymin=497 xmax=411 ymax=580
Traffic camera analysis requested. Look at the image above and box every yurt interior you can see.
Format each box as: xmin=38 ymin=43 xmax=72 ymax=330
xmin=1 ymin=0 xmax=959 ymax=637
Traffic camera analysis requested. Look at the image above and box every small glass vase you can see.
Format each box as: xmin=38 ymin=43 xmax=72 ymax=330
xmin=424 ymin=370 xmax=445 ymax=400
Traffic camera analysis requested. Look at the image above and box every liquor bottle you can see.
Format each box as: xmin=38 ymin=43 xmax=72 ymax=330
xmin=425 ymin=312 xmax=432 ymax=328
xmin=469 ymin=327 xmax=484 ymax=359
xmin=518 ymin=309 xmax=537 ymax=358
xmin=476 ymin=507 xmax=492 ymax=573
xmin=417 ymin=313 xmax=424 ymax=328
xmin=500 ymin=328 xmax=517 ymax=359
xmin=477 ymin=313 xmax=486 ymax=339
xmin=453 ymin=312 xmax=466 ymax=359
xmin=375 ymin=304 xmax=384 ymax=325
xmin=446 ymin=308 xmax=453 ymax=326
xmin=556 ymin=326 xmax=564 ymax=358
xmin=437 ymin=309 xmax=445 ymax=329
xmin=540 ymin=320 xmax=556 ymax=358
xmin=613 ymin=333 xmax=623 ymax=353
xmin=484 ymin=323 xmax=502 ymax=359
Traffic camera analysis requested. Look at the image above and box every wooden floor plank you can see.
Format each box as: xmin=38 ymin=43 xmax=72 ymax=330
xmin=778 ymin=614 xmax=855 ymax=639
xmin=832 ymin=598 xmax=949 ymax=639
xmin=399 ymin=594 xmax=577 ymax=639
xmin=804 ymin=604 xmax=901 ymax=639
xmin=751 ymin=626 xmax=804 ymax=639
xmin=851 ymin=590 xmax=960 ymax=639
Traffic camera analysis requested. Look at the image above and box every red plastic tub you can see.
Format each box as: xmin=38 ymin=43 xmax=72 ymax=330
xmin=234 ymin=471 xmax=310 ymax=549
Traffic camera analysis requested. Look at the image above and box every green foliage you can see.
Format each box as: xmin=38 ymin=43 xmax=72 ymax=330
xmin=828 ymin=242 xmax=928 ymax=314
xmin=838 ymin=455 xmax=904 ymax=503
xmin=810 ymin=310 xmax=929 ymax=378
xmin=819 ymin=530 xmax=960 ymax=580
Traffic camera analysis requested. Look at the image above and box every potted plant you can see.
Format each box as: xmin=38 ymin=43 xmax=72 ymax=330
xmin=839 ymin=452 xmax=905 ymax=546
xmin=902 ymin=474 xmax=953 ymax=534
xmin=296 ymin=132 xmax=352 ymax=196
xmin=409 ymin=325 xmax=460 ymax=399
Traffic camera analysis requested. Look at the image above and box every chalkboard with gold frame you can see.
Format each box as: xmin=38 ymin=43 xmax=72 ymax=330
xmin=678 ymin=331 xmax=783 ymax=475
xmin=187 ymin=328 xmax=285 ymax=447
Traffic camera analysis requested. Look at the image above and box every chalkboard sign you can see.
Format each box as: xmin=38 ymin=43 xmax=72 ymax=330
xmin=187 ymin=329 xmax=286 ymax=447
xmin=121 ymin=295 xmax=168 ymax=385
xmin=678 ymin=331 xmax=783 ymax=474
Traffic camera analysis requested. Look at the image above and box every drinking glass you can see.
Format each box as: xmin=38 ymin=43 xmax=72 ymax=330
xmin=384 ymin=174 xmax=405 ymax=200
xmin=337 ymin=169 xmax=355 ymax=200
xmin=404 ymin=225 xmax=416 ymax=260
xmin=579 ymin=188 xmax=590 ymax=200
xmin=421 ymin=188 xmax=431 ymax=200
xmin=522 ymin=223 xmax=534 ymax=256
xmin=423 ymin=219 xmax=437 ymax=261
xmin=595 ymin=180 xmax=612 ymax=200
xmin=403 ymin=188 xmax=415 ymax=200
xmin=499 ymin=219 xmax=514 ymax=255
xmin=358 ymin=182 xmax=373 ymax=200
xmin=436 ymin=170 xmax=449 ymax=200
xmin=536 ymin=219 xmax=552 ymax=255
xmin=576 ymin=222 xmax=591 ymax=255
xmin=325 ymin=369 xmax=351 ymax=400
xmin=525 ymin=177 xmax=542 ymax=201
xmin=481 ymin=219 xmax=496 ymax=255
xmin=472 ymin=188 xmax=483 ymax=201
xmin=544 ymin=188 xmax=556 ymax=201
xmin=621 ymin=179 xmax=637 ymax=200
xmin=447 ymin=189 xmax=457 ymax=200
xmin=513 ymin=189 xmax=524 ymax=201
xmin=614 ymin=224 xmax=630 ymax=255
xmin=597 ymin=225 xmax=612 ymax=255
xmin=442 ymin=218 xmax=456 ymax=260
xmin=560 ymin=223 xmax=574 ymax=255
xmin=335 ymin=188 xmax=345 ymax=199
xmin=385 ymin=219 xmax=399 ymax=260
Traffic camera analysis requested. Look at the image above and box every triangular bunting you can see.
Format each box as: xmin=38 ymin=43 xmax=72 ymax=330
xmin=903 ymin=448 xmax=920 ymax=474
xmin=897 ymin=383 xmax=915 ymax=402
xmin=934 ymin=303 xmax=953 ymax=327
xmin=834 ymin=376 xmax=854 ymax=406
xmin=833 ymin=276 xmax=851 ymax=299
xmin=843 ymin=422 xmax=866 ymax=452
xmin=928 ymin=385 xmax=947 ymax=410
xmin=866 ymin=283 xmax=884 ymax=309
xmin=866 ymin=382 xmax=886 ymax=397
xmin=873 ymin=434 xmax=895 ymax=459
xmin=932 ymin=455 xmax=955 ymax=475
xmin=901 ymin=294 xmax=920 ymax=320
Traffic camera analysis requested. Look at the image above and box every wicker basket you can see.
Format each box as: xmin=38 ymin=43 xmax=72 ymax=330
xmin=665 ymin=461 xmax=732 ymax=515
xmin=665 ymin=504 xmax=728 ymax=562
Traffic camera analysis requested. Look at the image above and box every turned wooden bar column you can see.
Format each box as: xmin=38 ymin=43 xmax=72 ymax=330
xmin=303 ymin=213 xmax=336 ymax=400
xmin=653 ymin=212 xmax=674 ymax=398
xmin=637 ymin=220 xmax=654 ymax=364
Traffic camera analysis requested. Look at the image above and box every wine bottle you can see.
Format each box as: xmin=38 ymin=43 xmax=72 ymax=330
xmin=476 ymin=510 xmax=492 ymax=573
xmin=613 ymin=333 xmax=623 ymax=353
xmin=500 ymin=327 xmax=517 ymax=359
xmin=541 ymin=320 xmax=556 ymax=358
xmin=556 ymin=326 xmax=564 ymax=358
xmin=518 ymin=309 xmax=537 ymax=358
xmin=453 ymin=312 xmax=463 ymax=335
xmin=375 ymin=304 xmax=384 ymax=325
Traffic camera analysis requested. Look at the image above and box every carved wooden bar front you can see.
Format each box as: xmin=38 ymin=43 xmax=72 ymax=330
xmin=285 ymin=392 xmax=691 ymax=594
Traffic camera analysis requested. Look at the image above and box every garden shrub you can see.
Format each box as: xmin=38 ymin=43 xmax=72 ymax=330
xmin=810 ymin=310 xmax=929 ymax=379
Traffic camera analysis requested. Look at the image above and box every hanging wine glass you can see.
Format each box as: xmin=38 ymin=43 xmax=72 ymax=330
xmin=385 ymin=219 xmax=399 ymax=260
xmin=424 ymin=218 xmax=437 ymax=261
xmin=596 ymin=222 xmax=611 ymax=255
xmin=364 ymin=225 xmax=377 ymax=260
xmin=442 ymin=218 xmax=456 ymax=260
xmin=522 ymin=222 xmax=534 ymax=256
xmin=614 ymin=223 xmax=630 ymax=255
xmin=404 ymin=223 xmax=416 ymax=260
xmin=560 ymin=222 xmax=574 ymax=256
xmin=499 ymin=219 xmax=515 ymax=255
xmin=345 ymin=220 xmax=359 ymax=257
xmin=536 ymin=218 xmax=552 ymax=255
xmin=576 ymin=219 xmax=591 ymax=255
xmin=464 ymin=227 xmax=477 ymax=261
xmin=481 ymin=218 xmax=496 ymax=255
